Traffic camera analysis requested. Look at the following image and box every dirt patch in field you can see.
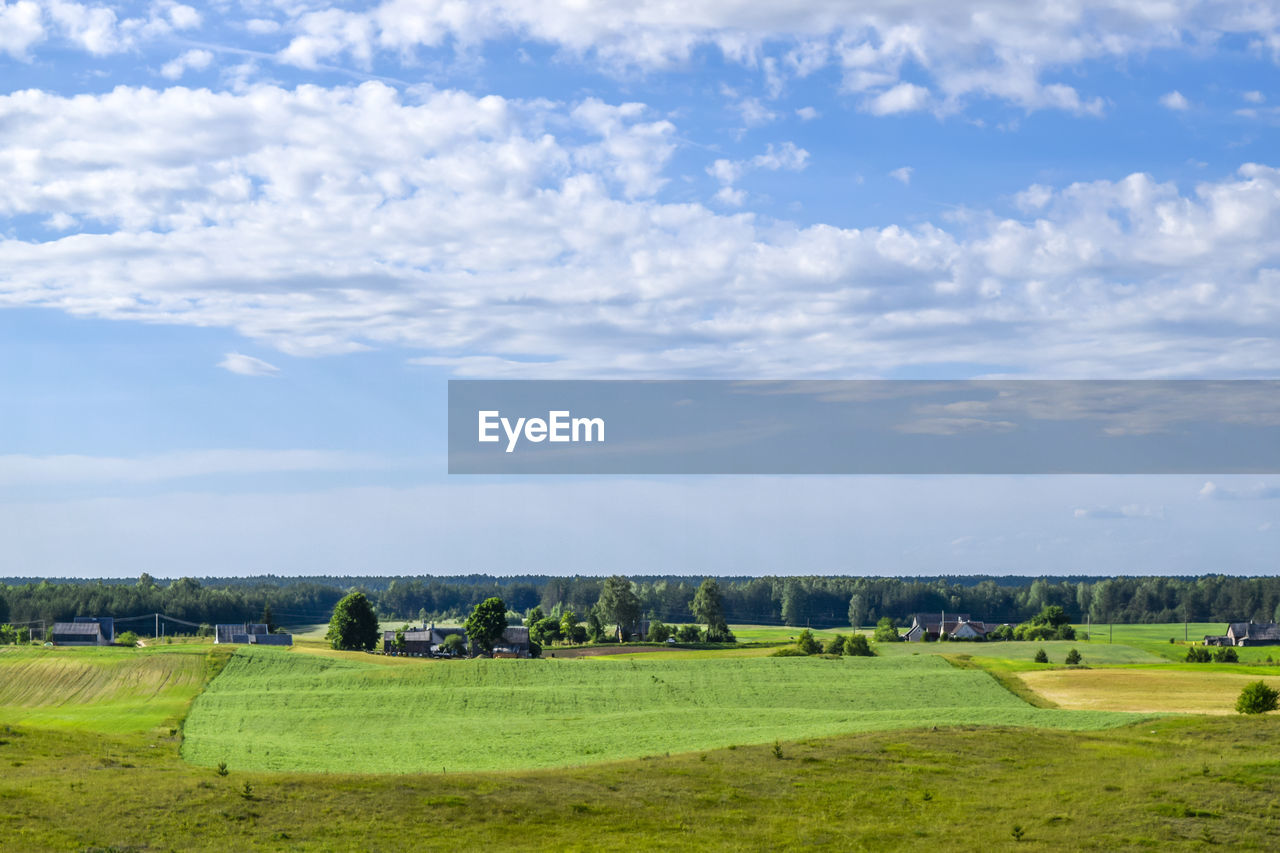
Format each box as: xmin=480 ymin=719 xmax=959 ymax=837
xmin=1019 ymin=668 xmax=1280 ymax=715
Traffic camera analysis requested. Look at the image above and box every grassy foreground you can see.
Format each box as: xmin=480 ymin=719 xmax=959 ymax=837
xmin=5 ymin=713 xmax=1280 ymax=850
xmin=180 ymin=648 xmax=1137 ymax=774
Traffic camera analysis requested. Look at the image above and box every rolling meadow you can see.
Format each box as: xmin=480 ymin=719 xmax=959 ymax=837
xmin=1 ymin=628 xmax=1278 ymax=850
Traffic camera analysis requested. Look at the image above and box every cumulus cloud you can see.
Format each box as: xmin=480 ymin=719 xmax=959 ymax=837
xmin=249 ymin=0 xmax=1280 ymax=116
xmin=707 ymin=141 xmax=808 ymax=204
xmin=218 ymin=352 xmax=281 ymax=376
xmin=160 ymin=47 xmax=213 ymax=80
xmin=1159 ymin=90 xmax=1190 ymax=110
xmin=889 ymin=166 xmax=913 ymax=185
xmin=0 ymin=0 xmax=205 ymax=59
xmin=867 ymin=82 xmax=930 ymax=115
xmin=1199 ymin=481 xmax=1280 ymax=501
xmin=3 ymin=84 xmax=1280 ymax=376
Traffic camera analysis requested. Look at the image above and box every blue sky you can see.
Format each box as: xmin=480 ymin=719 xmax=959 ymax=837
xmin=1 ymin=0 xmax=1279 ymax=576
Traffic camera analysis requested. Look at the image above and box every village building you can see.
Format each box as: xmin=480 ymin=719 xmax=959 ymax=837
xmin=1225 ymin=621 xmax=1280 ymax=647
xmin=904 ymin=613 xmax=998 ymax=642
xmin=50 ymin=618 xmax=114 ymax=646
xmin=381 ymin=623 xmax=533 ymax=657
xmin=214 ymin=623 xmax=293 ymax=645
xmin=382 ymin=624 xmax=468 ymax=656
xmin=493 ymin=625 xmax=531 ymax=657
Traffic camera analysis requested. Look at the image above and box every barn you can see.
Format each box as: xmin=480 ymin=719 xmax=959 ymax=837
xmin=50 ymin=621 xmax=111 ymax=646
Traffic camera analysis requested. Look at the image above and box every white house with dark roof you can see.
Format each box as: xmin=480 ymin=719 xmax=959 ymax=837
xmin=1226 ymin=621 xmax=1280 ymax=646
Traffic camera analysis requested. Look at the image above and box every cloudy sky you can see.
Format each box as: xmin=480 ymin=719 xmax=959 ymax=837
xmin=2 ymin=0 xmax=1278 ymax=576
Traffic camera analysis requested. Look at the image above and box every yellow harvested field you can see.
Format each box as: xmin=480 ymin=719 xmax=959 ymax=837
xmin=1019 ymin=668 xmax=1280 ymax=715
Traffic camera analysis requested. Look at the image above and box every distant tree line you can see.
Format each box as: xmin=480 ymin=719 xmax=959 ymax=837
xmin=3 ymin=573 xmax=1280 ymax=632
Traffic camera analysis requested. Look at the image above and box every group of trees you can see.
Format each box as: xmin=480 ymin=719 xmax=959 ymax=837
xmin=8 ymin=573 xmax=1280 ymax=638
xmin=1187 ymin=645 xmax=1238 ymax=663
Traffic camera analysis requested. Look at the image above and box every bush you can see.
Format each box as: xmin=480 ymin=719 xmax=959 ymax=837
xmin=1033 ymin=648 xmax=1048 ymax=664
xmin=116 ymin=631 xmax=139 ymax=647
xmin=702 ymin=626 xmax=736 ymax=644
xmin=1235 ymin=680 xmax=1279 ymax=715
xmin=1213 ymin=646 xmax=1239 ymax=663
xmin=845 ymin=634 xmax=874 ymax=656
xmin=872 ymin=617 xmax=900 ymax=643
xmin=1186 ymin=646 xmax=1212 ymax=663
xmin=1064 ymin=648 xmax=1081 ymax=665
xmin=824 ymin=634 xmax=847 ymax=656
xmin=770 ymin=646 xmax=807 ymax=657
xmin=646 ymin=620 xmax=671 ymax=643
xmin=795 ymin=629 xmax=821 ymax=656
xmin=675 ymin=624 xmax=701 ymax=643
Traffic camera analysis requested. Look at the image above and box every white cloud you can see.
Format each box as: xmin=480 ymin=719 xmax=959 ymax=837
xmin=736 ymin=97 xmax=777 ymax=127
xmin=752 ymin=141 xmax=808 ymax=172
xmin=1242 ymin=90 xmax=1265 ymax=104
xmin=160 ymin=48 xmax=213 ymax=80
xmin=246 ymin=18 xmax=280 ymax=35
xmin=713 ymin=186 xmax=746 ymax=206
xmin=707 ymin=141 xmax=808 ymax=204
xmin=4 ymin=85 xmax=1280 ymax=377
xmin=1199 ymin=481 xmax=1280 ymax=501
xmin=0 ymin=1 xmax=45 ymax=58
xmin=167 ymin=3 xmax=200 ymax=30
xmin=889 ymin=165 xmax=913 ymax=185
xmin=867 ymin=82 xmax=930 ymax=115
xmin=254 ymin=1 xmax=1280 ymax=116
xmin=795 ymin=106 xmax=819 ymax=121
xmin=218 ymin=351 xmax=280 ymax=376
xmin=1159 ymin=90 xmax=1190 ymax=111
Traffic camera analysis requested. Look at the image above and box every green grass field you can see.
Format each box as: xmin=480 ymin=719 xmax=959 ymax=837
xmin=0 ymin=645 xmax=217 ymax=733
xmin=180 ymin=647 xmax=1138 ymax=774
xmin=874 ymin=639 xmax=1165 ymax=665
xmin=3 ymin=640 xmax=1280 ymax=850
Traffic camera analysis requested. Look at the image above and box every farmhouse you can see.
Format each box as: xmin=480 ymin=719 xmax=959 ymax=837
xmin=51 ymin=617 xmax=114 ymax=646
xmin=215 ymin=623 xmax=293 ymax=645
xmin=494 ymin=625 xmax=531 ymax=657
xmin=382 ymin=624 xmax=468 ymax=656
xmin=381 ymin=624 xmax=533 ymax=657
xmin=904 ymin=613 xmax=996 ymax=642
xmin=1225 ymin=621 xmax=1280 ymax=646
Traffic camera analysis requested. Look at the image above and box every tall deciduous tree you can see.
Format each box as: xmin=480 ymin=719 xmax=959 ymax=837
xmin=847 ymin=593 xmax=867 ymax=629
xmin=326 ymin=591 xmax=380 ymax=651
xmin=465 ymin=597 xmax=508 ymax=655
xmin=596 ymin=576 xmax=641 ymax=641
xmin=691 ymin=578 xmax=734 ymax=642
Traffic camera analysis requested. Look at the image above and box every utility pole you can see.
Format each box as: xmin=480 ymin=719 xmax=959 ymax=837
xmin=155 ymin=613 xmax=159 ymax=639
xmin=1109 ymin=622 xmax=1113 ymax=644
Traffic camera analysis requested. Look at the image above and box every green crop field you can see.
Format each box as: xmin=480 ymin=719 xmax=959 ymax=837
xmin=0 ymin=645 xmax=216 ymax=733
xmin=729 ymin=624 xmax=848 ymax=643
xmin=874 ymin=639 xmax=1166 ymax=665
xmin=180 ymin=647 xmax=1138 ymax=774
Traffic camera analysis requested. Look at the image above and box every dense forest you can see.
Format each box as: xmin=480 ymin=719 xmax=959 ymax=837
xmin=3 ymin=573 xmax=1279 ymax=635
